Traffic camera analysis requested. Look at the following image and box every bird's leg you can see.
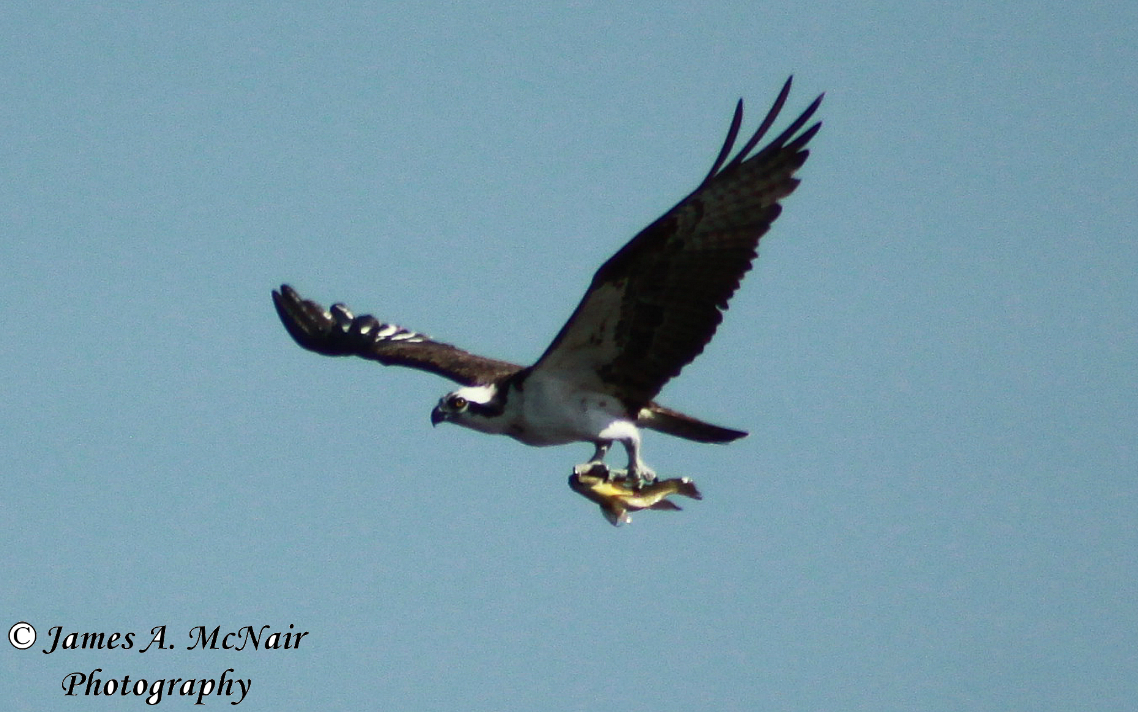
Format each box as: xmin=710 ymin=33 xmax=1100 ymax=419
xmin=618 ymin=434 xmax=656 ymax=487
xmin=588 ymin=441 xmax=611 ymax=465
xmin=595 ymin=422 xmax=656 ymax=486
xmin=574 ymin=441 xmax=613 ymax=481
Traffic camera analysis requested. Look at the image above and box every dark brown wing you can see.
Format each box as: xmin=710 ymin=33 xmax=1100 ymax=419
xmin=272 ymin=284 xmax=522 ymax=386
xmin=531 ymin=77 xmax=822 ymax=409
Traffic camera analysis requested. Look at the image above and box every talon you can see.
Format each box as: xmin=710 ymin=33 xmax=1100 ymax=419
xmin=628 ymin=465 xmax=657 ymax=488
xmin=576 ymin=462 xmax=610 ymax=480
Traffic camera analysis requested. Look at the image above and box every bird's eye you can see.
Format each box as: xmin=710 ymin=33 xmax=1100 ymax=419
xmin=449 ymin=396 xmax=467 ymax=410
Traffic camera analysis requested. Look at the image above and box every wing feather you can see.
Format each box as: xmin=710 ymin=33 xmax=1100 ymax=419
xmin=532 ymin=77 xmax=822 ymax=409
xmin=272 ymin=284 xmax=522 ymax=386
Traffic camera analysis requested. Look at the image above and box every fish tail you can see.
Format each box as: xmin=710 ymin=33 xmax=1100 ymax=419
xmin=675 ymin=478 xmax=702 ymax=500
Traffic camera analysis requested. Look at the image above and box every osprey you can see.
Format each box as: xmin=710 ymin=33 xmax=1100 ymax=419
xmin=273 ymin=77 xmax=821 ymax=484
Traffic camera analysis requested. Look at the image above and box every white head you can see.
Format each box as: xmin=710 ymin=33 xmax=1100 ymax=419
xmin=430 ymin=384 xmax=502 ymax=431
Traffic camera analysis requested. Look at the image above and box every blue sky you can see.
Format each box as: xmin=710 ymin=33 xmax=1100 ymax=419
xmin=3 ymin=2 xmax=1136 ymax=710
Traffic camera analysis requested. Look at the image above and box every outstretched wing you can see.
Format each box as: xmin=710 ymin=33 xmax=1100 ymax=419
xmin=273 ymin=284 xmax=523 ymax=386
xmin=532 ymin=77 xmax=822 ymax=410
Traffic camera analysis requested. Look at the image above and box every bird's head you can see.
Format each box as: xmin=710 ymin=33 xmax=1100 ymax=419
xmin=431 ymin=384 xmax=500 ymax=430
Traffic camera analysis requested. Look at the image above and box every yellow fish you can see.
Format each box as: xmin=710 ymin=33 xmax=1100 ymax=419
xmin=569 ymin=464 xmax=702 ymax=526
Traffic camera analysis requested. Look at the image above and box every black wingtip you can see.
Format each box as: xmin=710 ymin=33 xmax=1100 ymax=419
xmin=273 ymin=283 xmax=309 ymax=347
xmin=271 ymin=282 xmax=347 ymax=356
xmin=700 ymin=76 xmax=821 ymax=188
xmin=701 ymin=99 xmax=745 ymax=188
xmin=271 ymin=284 xmax=297 ymax=318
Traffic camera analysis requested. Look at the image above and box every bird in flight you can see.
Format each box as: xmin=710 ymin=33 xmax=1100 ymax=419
xmin=274 ymin=77 xmax=821 ymax=485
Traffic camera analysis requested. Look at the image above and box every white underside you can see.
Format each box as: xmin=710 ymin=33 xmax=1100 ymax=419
xmin=450 ymin=372 xmax=650 ymax=474
xmin=510 ymin=372 xmax=629 ymax=446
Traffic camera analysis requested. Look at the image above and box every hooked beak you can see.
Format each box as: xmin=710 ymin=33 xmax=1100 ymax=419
xmin=430 ymin=406 xmax=447 ymax=427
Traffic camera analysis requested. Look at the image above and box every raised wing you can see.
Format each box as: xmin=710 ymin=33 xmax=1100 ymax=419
xmin=273 ymin=284 xmax=522 ymax=386
xmin=532 ymin=77 xmax=822 ymax=410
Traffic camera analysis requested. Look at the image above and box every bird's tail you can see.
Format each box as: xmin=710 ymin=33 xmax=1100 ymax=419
xmin=639 ymin=405 xmax=747 ymax=444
